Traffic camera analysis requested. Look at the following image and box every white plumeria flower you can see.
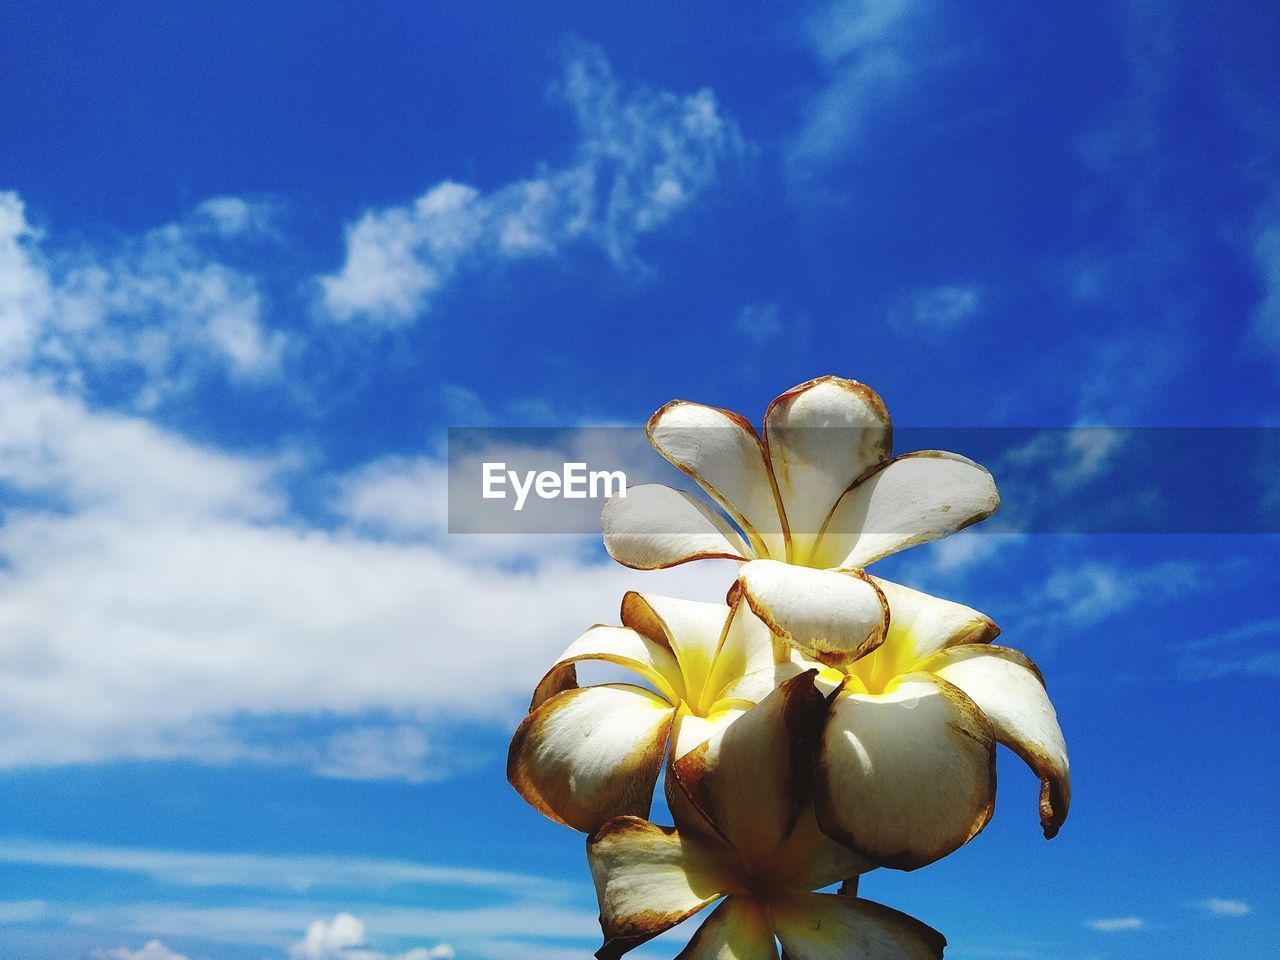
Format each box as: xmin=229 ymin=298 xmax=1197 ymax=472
xmin=603 ymin=375 xmax=1000 ymax=657
xmin=770 ymin=576 xmax=1071 ymax=869
xmin=508 ymin=592 xmax=779 ymax=833
xmin=588 ymin=672 xmax=946 ymax=960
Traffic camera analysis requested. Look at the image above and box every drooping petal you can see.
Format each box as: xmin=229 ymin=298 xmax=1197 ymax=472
xmin=675 ymin=896 xmax=779 ymax=960
xmin=622 ymin=593 xmax=731 ymax=705
xmin=733 ymin=560 xmax=887 ymax=667
xmin=769 ymin=804 xmax=873 ymax=894
xmin=531 ymin=625 xmax=686 ymax=710
xmin=847 ymin=577 xmax=999 ymax=690
xmin=603 ymin=483 xmax=750 ymax=570
xmin=648 ymin=400 xmax=787 ymax=560
xmin=701 ymin=600 xmax=778 ymax=710
xmin=811 ymin=452 xmax=1000 ymax=570
xmin=508 ymin=683 xmax=674 ymax=833
xmin=763 ymin=376 xmax=892 ymax=565
xmin=673 ymin=672 xmax=826 ymax=870
xmin=771 ymin=892 xmax=946 ymax=960
xmin=816 ymin=674 xmax=996 ymax=870
xmin=588 ymin=816 xmax=735 ymax=960
xmin=922 ymin=644 xmax=1071 ymax=838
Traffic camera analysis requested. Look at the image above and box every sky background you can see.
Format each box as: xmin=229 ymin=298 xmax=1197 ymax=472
xmin=1 ymin=1 xmax=1278 ymax=959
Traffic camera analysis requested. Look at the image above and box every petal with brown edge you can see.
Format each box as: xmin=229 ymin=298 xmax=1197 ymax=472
xmin=675 ymin=896 xmax=779 ymax=960
xmin=846 ymin=577 xmax=999 ymax=691
xmin=508 ymin=683 xmax=674 ymax=833
xmin=672 ymin=671 xmax=827 ymax=871
xmin=811 ymin=452 xmax=999 ymax=570
xmin=531 ymin=624 xmax=686 ymax=710
xmin=816 ymin=674 xmax=996 ymax=870
xmin=770 ymin=892 xmax=946 ymax=960
xmin=763 ymin=376 xmax=892 ymax=565
xmin=588 ymin=817 xmax=736 ymax=960
xmin=648 ymin=400 xmax=787 ymax=560
xmin=922 ymin=643 xmax=1071 ymax=838
xmin=734 ymin=560 xmax=887 ymax=668
xmin=622 ymin=593 xmax=731 ymax=705
xmin=603 ymin=484 xmax=750 ymax=570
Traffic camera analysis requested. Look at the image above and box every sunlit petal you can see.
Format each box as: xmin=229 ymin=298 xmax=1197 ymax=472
xmin=771 ymin=892 xmax=946 ymax=960
xmin=816 ymin=674 xmax=996 ymax=870
xmin=675 ymin=896 xmax=779 ymax=960
xmin=811 ymin=452 xmax=999 ymax=569
xmin=702 ymin=600 xmax=777 ymax=710
xmin=588 ymin=816 xmax=736 ymax=960
xmin=763 ymin=376 xmax=892 ymax=565
xmin=508 ymin=683 xmax=674 ymax=833
xmin=648 ymin=400 xmax=787 ymax=559
xmin=923 ymin=644 xmax=1071 ymax=838
xmin=603 ymin=483 xmax=750 ymax=570
xmin=531 ymin=624 xmax=686 ymax=710
xmin=622 ymin=592 xmax=730 ymax=705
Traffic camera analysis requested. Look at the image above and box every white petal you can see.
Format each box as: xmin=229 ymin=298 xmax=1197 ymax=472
xmin=763 ymin=376 xmax=892 ymax=565
xmin=508 ymin=684 xmax=674 ymax=833
xmin=531 ymin=624 xmax=686 ymax=709
xmin=769 ymin=804 xmax=873 ymax=894
xmin=923 ymin=644 xmax=1070 ymax=838
xmin=648 ymin=400 xmax=786 ymax=559
xmin=734 ymin=560 xmax=887 ymax=667
xmin=702 ymin=601 xmax=778 ymax=710
xmin=816 ymin=674 xmax=996 ymax=870
xmin=675 ymin=897 xmax=779 ymax=960
xmin=588 ymin=816 xmax=735 ymax=960
xmin=811 ymin=452 xmax=999 ymax=569
xmin=603 ymin=483 xmax=749 ymax=570
xmin=672 ymin=672 xmax=826 ymax=871
xmin=622 ymin=592 xmax=731 ymax=707
xmin=847 ymin=577 xmax=999 ymax=690
xmin=771 ymin=893 xmax=946 ymax=960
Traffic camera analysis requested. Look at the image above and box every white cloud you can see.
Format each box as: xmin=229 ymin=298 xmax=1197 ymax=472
xmin=891 ymin=283 xmax=983 ymax=332
xmin=92 ymin=942 xmax=190 ymax=960
xmin=1084 ymin=916 xmax=1144 ymax=932
xmin=736 ymin=301 xmax=784 ymax=344
xmin=788 ymin=0 xmax=928 ymax=177
xmin=0 ymin=190 xmax=285 ymax=406
xmin=291 ymin=913 xmax=453 ymax=960
xmin=1196 ymin=898 xmax=1252 ymax=917
xmin=320 ymin=45 xmax=745 ymax=324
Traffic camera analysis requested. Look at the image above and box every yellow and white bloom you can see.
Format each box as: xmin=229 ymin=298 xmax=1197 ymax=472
xmin=588 ymin=672 xmax=946 ymax=960
xmin=508 ymin=591 xmax=780 ymax=833
xmin=771 ymin=576 xmax=1071 ymax=869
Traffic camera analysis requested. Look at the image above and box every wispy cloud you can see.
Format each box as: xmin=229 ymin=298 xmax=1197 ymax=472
xmin=1249 ymin=193 xmax=1280 ymax=377
xmin=890 ymin=283 xmax=984 ymax=332
xmin=1084 ymin=916 xmax=1145 ymax=932
xmin=320 ymin=44 xmax=746 ymax=324
xmin=92 ymin=942 xmax=190 ymax=960
xmin=1195 ymin=898 xmax=1253 ymax=917
xmin=1178 ymin=617 xmax=1280 ymax=681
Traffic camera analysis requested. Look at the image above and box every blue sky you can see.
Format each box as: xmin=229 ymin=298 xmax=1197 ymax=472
xmin=1 ymin=1 xmax=1278 ymax=959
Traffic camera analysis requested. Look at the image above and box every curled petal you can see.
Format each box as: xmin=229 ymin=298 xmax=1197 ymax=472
xmin=675 ymin=896 xmax=779 ymax=960
xmin=603 ymin=483 xmax=750 ymax=570
xmin=923 ymin=644 xmax=1071 ymax=838
xmin=588 ymin=817 xmax=735 ymax=960
xmin=764 ymin=376 xmax=892 ymax=565
xmin=673 ymin=671 xmax=827 ymax=870
xmin=771 ymin=892 xmax=946 ymax=960
xmin=848 ymin=578 xmax=999 ymax=688
xmin=508 ymin=684 xmax=674 ymax=833
xmin=531 ymin=625 xmax=685 ymax=710
xmin=733 ymin=560 xmax=887 ymax=667
xmin=648 ymin=400 xmax=787 ymax=560
xmin=816 ymin=674 xmax=996 ymax=870
xmin=811 ymin=452 xmax=1000 ymax=570
xmin=622 ymin=593 xmax=730 ymax=705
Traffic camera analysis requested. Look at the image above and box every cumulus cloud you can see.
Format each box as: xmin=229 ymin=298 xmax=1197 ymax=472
xmin=320 ymin=45 xmax=745 ymax=324
xmin=1084 ymin=916 xmax=1144 ymax=932
xmin=291 ymin=913 xmax=454 ymax=960
xmin=0 ymin=191 xmax=284 ymax=407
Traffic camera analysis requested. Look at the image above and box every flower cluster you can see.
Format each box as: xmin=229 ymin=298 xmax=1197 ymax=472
xmin=508 ymin=376 xmax=1070 ymax=958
